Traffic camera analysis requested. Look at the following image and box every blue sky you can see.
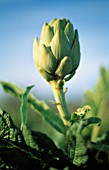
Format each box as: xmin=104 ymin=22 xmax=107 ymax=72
xmin=0 ymin=0 xmax=109 ymax=101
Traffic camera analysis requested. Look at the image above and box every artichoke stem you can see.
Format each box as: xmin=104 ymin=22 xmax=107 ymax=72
xmin=50 ymin=80 xmax=71 ymax=126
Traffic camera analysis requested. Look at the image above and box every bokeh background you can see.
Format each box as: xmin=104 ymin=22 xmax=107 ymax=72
xmin=0 ymin=0 xmax=109 ymax=137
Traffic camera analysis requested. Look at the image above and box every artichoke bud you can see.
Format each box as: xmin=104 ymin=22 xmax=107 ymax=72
xmin=33 ymin=18 xmax=81 ymax=82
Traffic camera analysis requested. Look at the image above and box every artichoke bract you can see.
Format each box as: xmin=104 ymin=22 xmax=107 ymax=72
xmin=33 ymin=18 xmax=80 ymax=82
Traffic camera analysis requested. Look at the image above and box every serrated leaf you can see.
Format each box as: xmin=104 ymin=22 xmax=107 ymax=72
xmin=0 ymin=81 xmax=66 ymax=134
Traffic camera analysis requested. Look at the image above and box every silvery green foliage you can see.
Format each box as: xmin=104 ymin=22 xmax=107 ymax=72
xmin=33 ymin=18 xmax=80 ymax=81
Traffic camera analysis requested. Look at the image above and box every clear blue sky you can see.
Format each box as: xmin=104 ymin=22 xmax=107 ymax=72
xmin=0 ymin=0 xmax=109 ymax=101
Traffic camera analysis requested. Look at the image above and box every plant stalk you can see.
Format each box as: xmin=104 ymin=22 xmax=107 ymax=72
xmin=50 ymin=80 xmax=71 ymax=126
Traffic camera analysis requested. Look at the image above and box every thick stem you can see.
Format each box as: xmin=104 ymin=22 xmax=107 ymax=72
xmin=50 ymin=80 xmax=71 ymax=126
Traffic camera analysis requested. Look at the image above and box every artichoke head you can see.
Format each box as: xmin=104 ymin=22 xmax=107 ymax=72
xmin=33 ymin=18 xmax=80 ymax=82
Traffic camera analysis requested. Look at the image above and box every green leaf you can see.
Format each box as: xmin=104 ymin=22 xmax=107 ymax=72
xmin=66 ymin=121 xmax=89 ymax=166
xmin=0 ymin=81 xmax=66 ymax=134
xmin=22 ymin=124 xmax=61 ymax=152
xmin=82 ymin=117 xmax=101 ymax=129
xmin=0 ymin=108 xmax=71 ymax=169
xmin=20 ymin=85 xmax=34 ymax=127
xmin=66 ymin=105 xmax=101 ymax=167
xmin=0 ymin=108 xmax=23 ymax=143
xmin=0 ymin=137 xmax=71 ymax=170
xmin=0 ymin=137 xmax=45 ymax=170
xmin=29 ymin=93 xmax=66 ymax=134
xmin=73 ymin=134 xmax=88 ymax=166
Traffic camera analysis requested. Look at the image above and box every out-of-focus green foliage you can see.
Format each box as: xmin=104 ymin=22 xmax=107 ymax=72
xmin=95 ymin=130 xmax=109 ymax=154
xmin=0 ymin=81 xmax=66 ymax=134
xmin=84 ymin=67 xmax=109 ymax=142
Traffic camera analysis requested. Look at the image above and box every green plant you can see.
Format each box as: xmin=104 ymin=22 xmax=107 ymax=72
xmin=0 ymin=18 xmax=109 ymax=170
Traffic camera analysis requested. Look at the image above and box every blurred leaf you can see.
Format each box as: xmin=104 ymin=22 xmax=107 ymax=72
xmin=0 ymin=81 xmax=66 ymax=134
xmin=28 ymin=93 xmax=66 ymax=134
xmin=84 ymin=67 xmax=109 ymax=142
xmin=97 ymin=131 xmax=109 ymax=144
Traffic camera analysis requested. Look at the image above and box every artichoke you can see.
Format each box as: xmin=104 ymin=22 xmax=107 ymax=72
xmin=33 ymin=18 xmax=80 ymax=82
